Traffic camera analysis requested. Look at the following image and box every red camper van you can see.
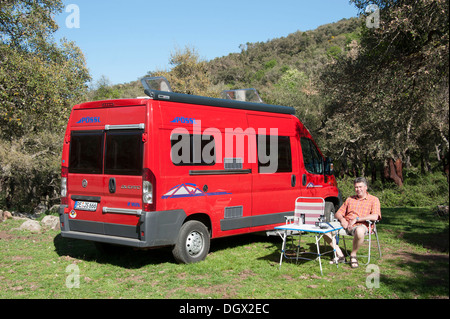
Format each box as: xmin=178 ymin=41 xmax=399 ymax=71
xmin=59 ymin=77 xmax=342 ymax=263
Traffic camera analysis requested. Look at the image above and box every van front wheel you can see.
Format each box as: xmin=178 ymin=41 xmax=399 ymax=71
xmin=172 ymin=220 xmax=210 ymax=264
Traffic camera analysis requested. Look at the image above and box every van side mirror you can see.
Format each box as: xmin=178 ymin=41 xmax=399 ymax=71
xmin=324 ymin=157 xmax=334 ymax=175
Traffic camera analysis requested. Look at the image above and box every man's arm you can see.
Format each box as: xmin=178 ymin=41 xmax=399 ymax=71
xmin=335 ymin=202 xmax=348 ymax=229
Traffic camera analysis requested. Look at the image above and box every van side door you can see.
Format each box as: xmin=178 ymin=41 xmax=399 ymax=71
xmin=248 ymin=115 xmax=299 ymax=230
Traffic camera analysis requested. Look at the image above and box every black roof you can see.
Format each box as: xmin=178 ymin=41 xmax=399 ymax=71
xmin=144 ymin=89 xmax=296 ymax=116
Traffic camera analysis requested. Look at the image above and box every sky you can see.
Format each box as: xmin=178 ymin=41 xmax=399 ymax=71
xmin=54 ymin=0 xmax=359 ymax=86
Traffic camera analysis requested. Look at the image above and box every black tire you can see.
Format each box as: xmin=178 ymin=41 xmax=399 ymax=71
xmin=172 ymin=220 xmax=210 ymax=264
xmin=324 ymin=201 xmax=336 ymax=222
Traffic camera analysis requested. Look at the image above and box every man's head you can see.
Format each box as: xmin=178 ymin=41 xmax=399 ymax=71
xmin=354 ymin=177 xmax=368 ymax=198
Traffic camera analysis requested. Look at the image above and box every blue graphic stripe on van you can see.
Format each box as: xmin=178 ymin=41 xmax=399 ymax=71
xmin=161 ymin=183 xmax=231 ymax=199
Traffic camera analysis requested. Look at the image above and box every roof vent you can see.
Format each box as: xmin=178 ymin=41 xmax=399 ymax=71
xmin=141 ymin=76 xmax=173 ymax=97
xmin=221 ymin=88 xmax=264 ymax=103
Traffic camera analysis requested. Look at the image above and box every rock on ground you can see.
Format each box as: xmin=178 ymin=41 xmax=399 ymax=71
xmin=19 ymin=220 xmax=42 ymax=233
xmin=41 ymin=215 xmax=60 ymax=231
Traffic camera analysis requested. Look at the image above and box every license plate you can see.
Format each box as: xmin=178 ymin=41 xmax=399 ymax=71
xmin=74 ymin=201 xmax=98 ymax=212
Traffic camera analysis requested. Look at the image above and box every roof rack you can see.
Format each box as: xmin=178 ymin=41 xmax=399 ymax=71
xmin=140 ymin=77 xmax=295 ymax=115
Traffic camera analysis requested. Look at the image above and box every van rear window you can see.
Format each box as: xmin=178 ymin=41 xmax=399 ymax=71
xmin=69 ymin=131 xmax=104 ymax=174
xmin=105 ymin=130 xmax=143 ymax=175
xmin=69 ymin=130 xmax=143 ymax=175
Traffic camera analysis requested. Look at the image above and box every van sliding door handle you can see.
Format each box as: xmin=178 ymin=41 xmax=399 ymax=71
xmin=302 ymin=174 xmax=307 ymax=186
xmin=109 ymin=178 xmax=116 ymax=194
xmin=291 ymin=174 xmax=296 ymax=187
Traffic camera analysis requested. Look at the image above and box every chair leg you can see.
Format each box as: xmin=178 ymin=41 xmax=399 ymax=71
xmin=343 ymin=234 xmax=348 ymax=255
xmin=341 ymin=232 xmax=381 ymax=266
xmin=375 ymin=229 xmax=382 ymax=258
xmin=363 ymin=230 xmax=371 ymax=266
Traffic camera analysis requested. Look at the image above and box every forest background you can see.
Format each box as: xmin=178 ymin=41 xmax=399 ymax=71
xmin=0 ymin=0 xmax=448 ymax=213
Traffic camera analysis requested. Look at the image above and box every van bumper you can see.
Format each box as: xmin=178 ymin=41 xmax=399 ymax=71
xmin=59 ymin=205 xmax=186 ymax=248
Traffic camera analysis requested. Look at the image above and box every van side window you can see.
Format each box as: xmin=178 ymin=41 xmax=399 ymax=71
xmin=69 ymin=131 xmax=104 ymax=174
xmin=171 ymin=134 xmax=215 ymax=166
xmin=258 ymin=135 xmax=292 ymax=173
xmin=301 ymin=137 xmax=323 ymax=174
xmin=105 ymin=130 xmax=144 ymax=176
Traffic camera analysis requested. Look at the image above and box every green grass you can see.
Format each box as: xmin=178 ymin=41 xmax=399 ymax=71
xmin=0 ymin=207 xmax=448 ymax=299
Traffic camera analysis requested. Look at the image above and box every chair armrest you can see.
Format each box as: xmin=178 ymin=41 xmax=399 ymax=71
xmin=285 ymin=216 xmax=294 ymax=224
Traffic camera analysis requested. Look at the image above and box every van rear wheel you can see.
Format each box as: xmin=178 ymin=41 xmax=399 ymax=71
xmin=172 ymin=220 xmax=210 ymax=264
xmin=324 ymin=201 xmax=336 ymax=222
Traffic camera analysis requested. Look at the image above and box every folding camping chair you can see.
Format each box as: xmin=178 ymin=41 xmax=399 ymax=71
xmin=285 ymin=197 xmax=326 ymax=226
xmin=283 ymin=197 xmax=327 ymax=255
xmin=284 ymin=197 xmax=334 ymax=253
xmin=340 ymin=220 xmax=382 ymax=265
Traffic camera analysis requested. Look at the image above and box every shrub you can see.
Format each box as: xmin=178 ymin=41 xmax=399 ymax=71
xmin=336 ymin=171 xmax=449 ymax=207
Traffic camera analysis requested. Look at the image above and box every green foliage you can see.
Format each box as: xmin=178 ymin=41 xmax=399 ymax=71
xmin=0 ymin=0 xmax=90 ymax=212
xmin=321 ymin=0 xmax=449 ymax=183
xmin=0 ymin=131 xmax=62 ymax=211
xmin=88 ymin=76 xmax=121 ymax=101
xmin=337 ymin=171 xmax=449 ymax=208
xmin=326 ymin=45 xmax=342 ymax=59
xmin=0 ymin=0 xmax=63 ymax=51
xmin=0 ymin=41 xmax=90 ymax=138
xmin=152 ymin=46 xmax=220 ymax=97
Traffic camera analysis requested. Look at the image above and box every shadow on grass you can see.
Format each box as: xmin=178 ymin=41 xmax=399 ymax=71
xmin=53 ymin=234 xmax=175 ymax=268
xmin=53 ymin=232 xmax=282 ymax=269
xmin=381 ymin=207 xmax=449 ymax=253
xmin=382 ymin=251 xmax=449 ymax=298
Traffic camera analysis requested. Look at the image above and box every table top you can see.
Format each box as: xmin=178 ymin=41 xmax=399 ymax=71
xmin=275 ymin=222 xmax=343 ymax=234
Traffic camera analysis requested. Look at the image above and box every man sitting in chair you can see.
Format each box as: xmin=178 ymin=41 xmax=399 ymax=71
xmin=324 ymin=177 xmax=381 ymax=268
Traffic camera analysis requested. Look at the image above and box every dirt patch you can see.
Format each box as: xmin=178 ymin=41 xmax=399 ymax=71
xmin=0 ymin=231 xmax=15 ymax=240
xmin=11 ymin=256 xmax=33 ymax=261
xmin=184 ymin=282 xmax=239 ymax=298
xmin=238 ymin=269 xmax=255 ymax=280
xmin=384 ymin=250 xmax=449 ymax=264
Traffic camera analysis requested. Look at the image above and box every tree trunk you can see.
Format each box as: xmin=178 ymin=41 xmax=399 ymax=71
xmin=384 ymin=158 xmax=403 ymax=187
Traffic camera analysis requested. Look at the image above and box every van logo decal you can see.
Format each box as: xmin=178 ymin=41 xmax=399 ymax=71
xmin=162 ymin=183 xmax=231 ymax=199
xmin=306 ymin=182 xmax=323 ymax=189
xmin=127 ymin=202 xmax=141 ymax=208
xmin=121 ymin=185 xmax=141 ymax=190
xmin=76 ymin=116 xmax=101 ymax=124
xmin=171 ymin=117 xmax=197 ymax=125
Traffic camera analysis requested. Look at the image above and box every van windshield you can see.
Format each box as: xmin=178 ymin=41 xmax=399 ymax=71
xmin=69 ymin=130 xmax=143 ymax=176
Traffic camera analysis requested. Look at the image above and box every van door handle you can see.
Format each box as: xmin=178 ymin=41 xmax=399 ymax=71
xmin=291 ymin=174 xmax=296 ymax=187
xmin=302 ymin=174 xmax=307 ymax=186
xmin=109 ymin=178 xmax=116 ymax=194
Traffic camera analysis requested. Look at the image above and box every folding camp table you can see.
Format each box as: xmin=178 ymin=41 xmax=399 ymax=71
xmin=275 ymin=223 xmax=343 ymax=275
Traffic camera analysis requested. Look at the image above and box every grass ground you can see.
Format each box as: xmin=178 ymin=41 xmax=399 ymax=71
xmin=0 ymin=207 xmax=448 ymax=301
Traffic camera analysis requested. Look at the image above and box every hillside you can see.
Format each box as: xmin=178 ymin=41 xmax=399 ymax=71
xmin=207 ymin=17 xmax=361 ymax=93
xmin=92 ymin=18 xmax=360 ymax=100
